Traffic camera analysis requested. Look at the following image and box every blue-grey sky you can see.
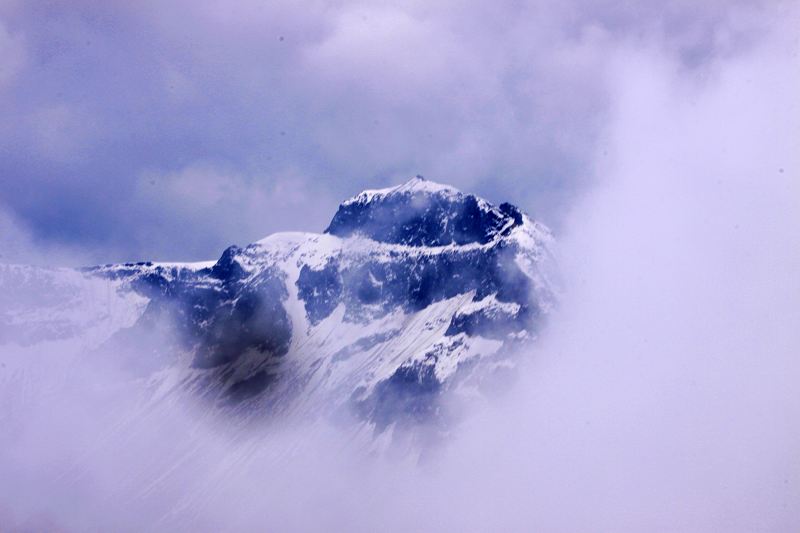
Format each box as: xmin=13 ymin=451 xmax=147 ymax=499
xmin=0 ymin=0 xmax=778 ymax=264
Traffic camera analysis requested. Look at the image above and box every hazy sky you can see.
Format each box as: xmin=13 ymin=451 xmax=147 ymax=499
xmin=0 ymin=0 xmax=784 ymax=264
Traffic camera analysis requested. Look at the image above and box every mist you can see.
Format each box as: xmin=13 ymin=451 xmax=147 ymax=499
xmin=408 ymin=19 xmax=800 ymax=531
xmin=302 ymin=11 xmax=799 ymax=531
xmin=1 ymin=1 xmax=799 ymax=532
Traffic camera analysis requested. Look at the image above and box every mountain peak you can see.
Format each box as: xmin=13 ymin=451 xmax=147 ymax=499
xmin=325 ymin=176 xmax=524 ymax=247
xmin=11 ymin=174 xmax=555 ymax=437
xmin=341 ymin=175 xmax=459 ymax=207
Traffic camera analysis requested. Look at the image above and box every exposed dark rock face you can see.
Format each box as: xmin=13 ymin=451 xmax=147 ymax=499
xmin=325 ymin=176 xmax=521 ymax=246
xmin=89 ymin=255 xmax=292 ymax=370
xmin=361 ymin=361 xmax=442 ymax=431
xmin=296 ymin=245 xmax=536 ymax=329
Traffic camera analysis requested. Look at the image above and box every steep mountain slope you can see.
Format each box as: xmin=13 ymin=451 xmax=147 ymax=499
xmin=1 ymin=176 xmax=555 ymax=430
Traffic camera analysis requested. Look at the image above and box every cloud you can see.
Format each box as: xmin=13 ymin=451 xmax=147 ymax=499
xmin=0 ymin=205 xmax=93 ymax=266
xmin=0 ymin=0 xmax=780 ymax=264
xmin=0 ymin=20 xmax=25 ymax=88
xmin=386 ymin=8 xmax=800 ymax=531
xmin=131 ymin=163 xmax=338 ymax=260
xmin=0 ymin=2 xmax=797 ymax=530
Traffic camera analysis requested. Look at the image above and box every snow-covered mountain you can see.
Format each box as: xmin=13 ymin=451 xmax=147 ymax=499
xmin=1 ymin=176 xmax=555 ymax=431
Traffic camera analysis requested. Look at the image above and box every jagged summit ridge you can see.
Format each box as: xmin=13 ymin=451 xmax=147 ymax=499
xmin=326 ymin=175 xmax=525 ymax=247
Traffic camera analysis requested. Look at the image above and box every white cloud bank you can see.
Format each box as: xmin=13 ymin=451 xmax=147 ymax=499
xmin=410 ymin=16 xmax=800 ymax=530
